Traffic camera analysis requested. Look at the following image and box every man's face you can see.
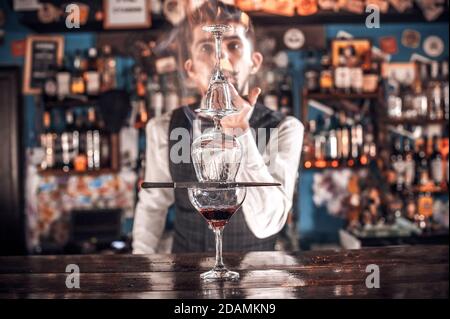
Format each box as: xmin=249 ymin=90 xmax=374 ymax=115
xmin=184 ymin=22 xmax=262 ymax=96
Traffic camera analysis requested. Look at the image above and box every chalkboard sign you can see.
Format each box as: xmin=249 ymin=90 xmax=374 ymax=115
xmin=23 ymin=35 xmax=64 ymax=95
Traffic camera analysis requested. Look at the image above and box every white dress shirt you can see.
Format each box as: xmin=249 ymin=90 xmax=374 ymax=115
xmin=132 ymin=109 xmax=304 ymax=254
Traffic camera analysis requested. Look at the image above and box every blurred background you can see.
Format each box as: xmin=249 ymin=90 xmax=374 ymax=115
xmin=0 ymin=0 xmax=448 ymax=255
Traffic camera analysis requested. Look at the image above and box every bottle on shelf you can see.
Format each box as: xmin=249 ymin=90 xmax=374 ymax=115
xmin=417 ymin=191 xmax=433 ymax=229
xmin=86 ymin=107 xmax=101 ymax=171
xmin=319 ymin=54 xmax=333 ymax=94
xmin=387 ymin=80 xmax=402 ymax=119
xmin=403 ymin=138 xmax=416 ymax=190
xmin=304 ymin=52 xmax=320 ymax=93
xmin=84 ymin=47 xmax=100 ymax=98
xmin=430 ymin=135 xmax=444 ymax=187
xmin=302 ymin=119 xmax=316 ymax=169
xmin=428 ymin=61 xmax=443 ymax=120
xmin=74 ymin=110 xmax=88 ymax=172
xmin=327 ymin=116 xmax=339 ymax=168
xmin=61 ymin=109 xmax=76 ymax=172
xmin=43 ymin=64 xmax=58 ymax=103
xmin=334 ymin=47 xmax=351 ymax=94
xmin=391 ymin=136 xmax=405 ymax=193
xmin=314 ymin=115 xmax=327 ymax=168
xmin=56 ymin=57 xmax=71 ymax=101
xmin=98 ymin=116 xmax=111 ymax=169
xmin=40 ymin=110 xmax=56 ymax=170
xmin=414 ymin=136 xmax=432 ymax=191
xmin=71 ymin=50 xmax=86 ymax=95
xmin=441 ymin=60 xmax=449 ymax=121
xmin=412 ymin=74 xmax=428 ymax=119
xmin=362 ymin=61 xmax=379 ymax=93
xmin=99 ymin=45 xmax=117 ymax=93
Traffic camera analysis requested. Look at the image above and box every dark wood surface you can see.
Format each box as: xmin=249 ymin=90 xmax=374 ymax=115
xmin=0 ymin=245 xmax=447 ymax=299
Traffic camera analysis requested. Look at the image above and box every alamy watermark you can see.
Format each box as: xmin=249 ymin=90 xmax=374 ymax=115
xmin=65 ymin=264 xmax=80 ymax=289
xmin=366 ymin=4 xmax=381 ymax=28
xmin=65 ymin=4 xmax=80 ymax=29
xmin=365 ymin=264 xmax=380 ymax=289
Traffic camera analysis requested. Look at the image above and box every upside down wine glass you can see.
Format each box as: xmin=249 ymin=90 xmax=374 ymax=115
xmin=188 ymin=186 xmax=247 ymax=281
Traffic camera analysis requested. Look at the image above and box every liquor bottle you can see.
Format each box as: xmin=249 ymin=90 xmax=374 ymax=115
xmin=314 ymin=115 xmax=327 ymax=168
xmin=414 ymin=136 xmax=432 ymax=189
xmin=71 ymin=50 xmax=86 ymax=95
xmin=430 ymin=135 xmax=444 ymax=187
xmin=279 ymin=74 xmax=293 ymax=115
xmin=363 ymin=62 xmax=379 ymax=93
xmin=391 ymin=137 xmax=405 ymax=193
xmin=134 ymin=65 xmax=147 ymax=99
xmin=303 ymin=119 xmax=316 ymax=169
xmin=334 ymin=47 xmax=351 ymax=94
xmin=98 ymin=117 xmax=111 ymax=169
xmin=336 ymin=111 xmax=350 ymax=164
xmin=417 ymin=191 xmax=433 ymax=224
xmin=319 ymin=54 xmax=333 ymax=94
xmin=134 ymin=98 xmax=149 ymax=130
xmin=387 ymin=80 xmax=402 ymax=119
xmin=402 ymin=83 xmax=416 ymax=119
xmin=304 ymin=55 xmax=320 ymax=93
xmin=443 ymin=124 xmax=450 ymax=186
xmin=412 ymin=75 xmax=428 ymax=119
xmin=99 ymin=45 xmax=117 ymax=92
xmin=84 ymin=47 xmax=100 ymax=97
xmin=442 ymin=60 xmax=449 ymax=121
xmin=61 ymin=109 xmax=75 ymax=172
xmin=403 ymin=138 xmax=416 ymax=190
xmin=40 ymin=110 xmax=56 ymax=170
xmin=73 ymin=111 xmax=87 ymax=172
xmin=327 ymin=116 xmax=339 ymax=167
xmin=86 ymin=107 xmax=101 ymax=170
xmin=56 ymin=57 xmax=71 ymax=101
xmin=428 ymin=61 xmax=443 ymax=120
xmin=263 ymin=71 xmax=279 ymax=111
xmin=43 ymin=64 xmax=58 ymax=103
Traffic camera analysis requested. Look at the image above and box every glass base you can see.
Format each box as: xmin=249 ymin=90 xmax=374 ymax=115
xmin=200 ymin=268 xmax=239 ymax=282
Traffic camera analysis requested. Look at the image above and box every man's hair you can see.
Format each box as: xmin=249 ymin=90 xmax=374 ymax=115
xmin=177 ymin=1 xmax=256 ymax=63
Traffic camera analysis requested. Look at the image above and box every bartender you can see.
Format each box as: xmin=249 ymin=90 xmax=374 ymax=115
xmin=132 ymin=1 xmax=303 ymax=254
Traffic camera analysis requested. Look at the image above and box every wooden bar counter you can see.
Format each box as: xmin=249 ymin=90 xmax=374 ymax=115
xmin=0 ymin=245 xmax=448 ymax=299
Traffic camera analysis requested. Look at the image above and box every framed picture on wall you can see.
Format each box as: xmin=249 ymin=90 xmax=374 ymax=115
xmin=23 ymin=35 xmax=64 ymax=95
xmin=103 ymin=0 xmax=151 ymax=30
xmin=331 ymin=38 xmax=372 ymax=70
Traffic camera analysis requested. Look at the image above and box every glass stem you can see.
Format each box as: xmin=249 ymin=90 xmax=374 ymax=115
xmin=214 ymin=228 xmax=225 ymax=271
xmin=214 ymin=33 xmax=222 ymax=72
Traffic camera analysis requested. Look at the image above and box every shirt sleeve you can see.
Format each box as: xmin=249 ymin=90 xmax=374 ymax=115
xmin=132 ymin=114 xmax=175 ymax=254
xmin=237 ymin=116 xmax=304 ymax=239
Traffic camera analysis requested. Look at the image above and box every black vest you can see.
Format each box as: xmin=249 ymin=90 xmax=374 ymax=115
xmin=168 ymin=103 xmax=285 ymax=253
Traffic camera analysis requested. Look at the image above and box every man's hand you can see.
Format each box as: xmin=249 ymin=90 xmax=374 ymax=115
xmin=220 ymin=86 xmax=262 ymax=136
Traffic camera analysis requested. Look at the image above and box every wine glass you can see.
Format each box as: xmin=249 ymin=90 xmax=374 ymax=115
xmin=191 ymin=130 xmax=242 ymax=182
xmin=197 ymin=24 xmax=239 ymax=118
xmin=188 ymin=185 xmax=247 ymax=281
